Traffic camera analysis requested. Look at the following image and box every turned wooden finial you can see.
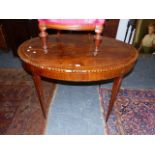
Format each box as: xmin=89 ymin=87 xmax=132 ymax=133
xmin=39 ymin=23 xmax=48 ymax=50
xmin=94 ymin=25 xmax=103 ymax=56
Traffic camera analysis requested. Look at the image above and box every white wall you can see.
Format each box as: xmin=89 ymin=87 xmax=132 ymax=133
xmin=116 ymin=19 xmax=135 ymax=44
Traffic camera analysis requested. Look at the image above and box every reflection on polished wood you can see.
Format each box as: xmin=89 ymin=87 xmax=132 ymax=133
xmin=18 ymin=34 xmax=138 ymax=121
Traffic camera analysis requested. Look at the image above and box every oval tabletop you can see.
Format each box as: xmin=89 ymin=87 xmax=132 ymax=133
xmin=18 ymin=34 xmax=138 ymax=82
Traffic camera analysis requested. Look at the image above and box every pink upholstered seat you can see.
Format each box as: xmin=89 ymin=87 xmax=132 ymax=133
xmin=38 ymin=19 xmax=105 ymax=26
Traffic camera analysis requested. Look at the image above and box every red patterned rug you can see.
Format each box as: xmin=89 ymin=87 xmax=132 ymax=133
xmin=0 ymin=68 xmax=56 ymax=135
xmin=99 ymin=88 xmax=155 ymax=135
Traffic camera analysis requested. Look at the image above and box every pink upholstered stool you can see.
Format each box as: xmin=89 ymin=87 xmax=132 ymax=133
xmin=38 ymin=19 xmax=105 ymax=54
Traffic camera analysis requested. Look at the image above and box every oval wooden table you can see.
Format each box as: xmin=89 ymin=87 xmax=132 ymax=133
xmin=18 ymin=34 xmax=138 ymax=122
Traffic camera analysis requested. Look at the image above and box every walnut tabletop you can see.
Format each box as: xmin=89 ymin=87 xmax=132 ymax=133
xmin=18 ymin=34 xmax=138 ymax=122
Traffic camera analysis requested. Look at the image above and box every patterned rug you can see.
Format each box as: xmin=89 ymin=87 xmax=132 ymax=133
xmin=99 ymin=87 xmax=155 ymax=135
xmin=0 ymin=68 xmax=56 ymax=135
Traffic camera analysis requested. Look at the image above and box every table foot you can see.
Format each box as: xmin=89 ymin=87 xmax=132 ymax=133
xmin=32 ymin=73 xmax=47 ymax=119
xmin=106 ymin=76 xmax=123 ymax=122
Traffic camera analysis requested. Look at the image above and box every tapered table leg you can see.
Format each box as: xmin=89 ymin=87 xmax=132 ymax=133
xmin=106 ymin=76 xmax=123 ymax=122
xmin=32 ymin=73 xmax=46 ymax=119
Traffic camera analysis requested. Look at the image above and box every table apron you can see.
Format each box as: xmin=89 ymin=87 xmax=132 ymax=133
xmin=24 ymin=62 xmax=135 ymax=82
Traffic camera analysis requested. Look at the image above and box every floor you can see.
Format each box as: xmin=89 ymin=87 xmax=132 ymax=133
xmin=0 ymin=50 xmax=155 ymax=134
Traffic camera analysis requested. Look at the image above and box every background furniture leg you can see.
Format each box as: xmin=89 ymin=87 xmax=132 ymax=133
xmin=124 ymin=24 xmax=129 ymax=42
xmin=128 ymin=26 xmax=134 ymax=44
xmin=32 ymin=73 xmax=46 ymax=119
xmin=106 ymin=76 xmax=123 ymax=122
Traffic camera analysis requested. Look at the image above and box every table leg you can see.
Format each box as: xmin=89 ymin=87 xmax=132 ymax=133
xmin=32 ymin=73 xmax=46 ymax=119
xmin=106 ymin=76 xmax=123 ymax=122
